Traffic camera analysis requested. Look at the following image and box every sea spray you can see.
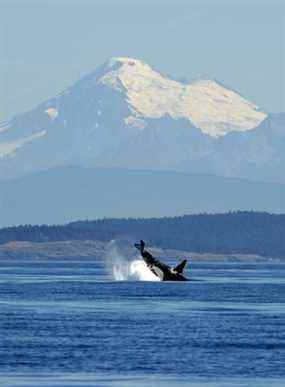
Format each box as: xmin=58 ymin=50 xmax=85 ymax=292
xmin=105 ymin=239 xmax=159 ymax=281
xmin=129 ymin=259 xmax=159 ymax=281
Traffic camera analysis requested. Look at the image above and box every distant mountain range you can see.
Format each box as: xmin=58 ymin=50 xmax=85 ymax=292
xmin=0 ymin=57 xmax=284 ymax=183
xmin=0 ymin=166 xmax=284 ymax=227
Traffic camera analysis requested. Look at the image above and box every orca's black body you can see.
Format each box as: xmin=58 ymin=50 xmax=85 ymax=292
xmin=134 ymin=240 xmax=188 ymax=281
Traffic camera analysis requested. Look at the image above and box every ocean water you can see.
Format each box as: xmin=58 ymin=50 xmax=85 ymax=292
xmin=0 ymin=254 xmax=284 ymax=387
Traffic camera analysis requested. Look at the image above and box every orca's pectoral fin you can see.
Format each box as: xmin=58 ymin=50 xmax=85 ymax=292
xmin=174 ymin=259 xmax=187 ymax=274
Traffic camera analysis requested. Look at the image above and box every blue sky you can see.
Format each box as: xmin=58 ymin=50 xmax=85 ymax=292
xmin=0 ymin=0 xmax=284 ymax=122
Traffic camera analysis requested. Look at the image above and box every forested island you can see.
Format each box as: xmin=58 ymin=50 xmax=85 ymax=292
xmin=0 ymin=211 xmax=284 ymax=259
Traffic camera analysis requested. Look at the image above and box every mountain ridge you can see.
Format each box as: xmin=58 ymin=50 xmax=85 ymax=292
xmin=0 ymin=166 xmax=284 ymax=227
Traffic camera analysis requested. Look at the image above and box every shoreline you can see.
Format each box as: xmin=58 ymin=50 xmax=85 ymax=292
xmin=0 ymin=239 xmax=282 ymax=262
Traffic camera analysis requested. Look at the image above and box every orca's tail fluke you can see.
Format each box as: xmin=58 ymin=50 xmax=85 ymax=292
xmin=134 ymin=240 xmax=145 ymax=253
xmin=173 ymin=259 xmax=187 ymax=274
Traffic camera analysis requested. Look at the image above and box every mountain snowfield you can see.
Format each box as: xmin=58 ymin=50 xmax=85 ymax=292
xmin=0 ymin=56 xmax=284 ymax=183
xmin=100 ymin=57 xmax=266 ymax=137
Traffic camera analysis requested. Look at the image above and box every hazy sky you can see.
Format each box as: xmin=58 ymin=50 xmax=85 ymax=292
xmin=0 ymin=0 xmax=284 ymax=122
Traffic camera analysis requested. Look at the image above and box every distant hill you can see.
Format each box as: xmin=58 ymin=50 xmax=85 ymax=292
xmin=0 ymin=211 xmax=284 ymax=259
xmin=0 ymin=167 xmax=284 ymax=227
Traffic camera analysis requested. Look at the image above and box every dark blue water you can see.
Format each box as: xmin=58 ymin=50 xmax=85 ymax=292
xmin=0 ymin=259 xmax=284 ymax=386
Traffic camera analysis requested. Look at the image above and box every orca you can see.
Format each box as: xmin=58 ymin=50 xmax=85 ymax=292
xmin=134 ymin=240 xmax=189 ymax=281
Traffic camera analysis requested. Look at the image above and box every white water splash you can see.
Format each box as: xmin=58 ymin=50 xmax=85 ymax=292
xmin=106 ymin=240 xmax=159 ymax=281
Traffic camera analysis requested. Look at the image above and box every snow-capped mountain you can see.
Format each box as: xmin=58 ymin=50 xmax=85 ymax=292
xmin=98 ymin=57 xmax=265 ymax=137
xmin=0 ymin=56 xmax=283 ymax=182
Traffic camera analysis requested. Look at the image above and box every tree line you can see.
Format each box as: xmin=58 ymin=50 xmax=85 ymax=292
xmin=0 ymin=211 xmax=284 ymax=258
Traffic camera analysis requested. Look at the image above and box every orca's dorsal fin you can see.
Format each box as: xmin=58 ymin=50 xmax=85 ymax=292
xmin=173 ymin=259 xmax=187 ymax=274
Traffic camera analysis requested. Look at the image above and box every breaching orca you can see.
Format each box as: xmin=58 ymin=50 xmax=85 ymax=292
xmin=134 ymin=240 xmax=188 ymax=281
